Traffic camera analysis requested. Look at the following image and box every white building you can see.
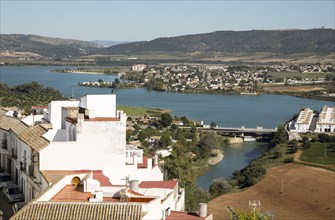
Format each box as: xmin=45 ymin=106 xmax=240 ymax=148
xmin=1 ymin=94 xmax=213 ymax=219
xmin=132 ymin=64 xmax=147 ymax=72
xmin=11 ymin=172 xmax=212 ymax=220
xmin=315 ymin=105 xmax=335 ymax=133
xmin=293 ymin=108 xmax=314 ymax=132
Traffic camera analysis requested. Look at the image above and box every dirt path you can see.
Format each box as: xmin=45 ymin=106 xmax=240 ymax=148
xmin=208 ymin=164 xmax=335 ymax=220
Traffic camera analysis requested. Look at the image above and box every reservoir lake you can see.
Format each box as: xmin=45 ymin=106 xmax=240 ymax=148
xmin=1 ymin=66 xmax=333 ymax=189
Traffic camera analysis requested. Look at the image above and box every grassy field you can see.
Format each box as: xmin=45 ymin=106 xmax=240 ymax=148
xmin=300 ymin=142 xmax=335 ymax=165
xmin=116 ymin=105 xmax=171 ymax=116
xmin=268 ymin=71 xmax=332 ymax=79
xmin=208 ymin=163 xmax=335 ymax=220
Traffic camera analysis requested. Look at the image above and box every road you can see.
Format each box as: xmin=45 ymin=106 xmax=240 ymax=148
xmin=0 ymin=194 xmax=14 ymax=220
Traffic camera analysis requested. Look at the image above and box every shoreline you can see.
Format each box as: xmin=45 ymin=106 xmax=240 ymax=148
xmin=207 ymin=149 xmax=224 ymax=166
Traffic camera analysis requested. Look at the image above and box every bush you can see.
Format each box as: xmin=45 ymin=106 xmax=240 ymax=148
xmin=209 ymin=177 xmax=232 ymax=196
xmin=232 ymin=210 xmax=273 ymax=220
xmin=284 ymin=157 xmax=294 ymax=163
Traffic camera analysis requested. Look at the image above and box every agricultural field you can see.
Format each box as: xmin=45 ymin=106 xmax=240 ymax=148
xmin=300 ymin=142 xmax=335 ymax=165
xmin=267 ymin=71 xmax=332 ymax=79
xmin=261 ymin=85 xmax=326 ymax=93
xmin=208 ymin=163 xmax=335 ymax=220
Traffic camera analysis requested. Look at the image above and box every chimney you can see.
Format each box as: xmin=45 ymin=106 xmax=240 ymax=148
xmin=199 ymin=203 xmax=207 ymax=217
xmin=147 ymin=158 xmax=152 ymax=170
xmin=129 ymin=179 xmax=139 ymax=192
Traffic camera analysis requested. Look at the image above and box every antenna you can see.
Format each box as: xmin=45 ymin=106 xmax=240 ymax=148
xmin=249 ymin=200 xmax=260 ymax=213
xmin=71 ymin=85 xmax=76 ymax=99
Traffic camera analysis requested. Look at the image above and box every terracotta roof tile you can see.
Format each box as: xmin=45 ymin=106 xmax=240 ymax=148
xmin=41 ymin=170 xmax=112 ymax=186
xmin=140 ymin=180 xmax=177 ymax=189
xmin=166 ymin=211 xmax=207 ymax=220
xmin=0 ymin=116 xmax=49 ymax=151
xmin=137 ymin=156 xmax=149 ymax=168
xmin=0 ymin=115 xmax=28 ymax=134
xmin=18 ymin=125 xmax=49 ymax=152
xmin=11 ymin=202 xmax=142 ymax=220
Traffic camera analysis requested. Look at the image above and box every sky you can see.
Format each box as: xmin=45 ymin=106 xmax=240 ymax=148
xmin=1 ymin=0 xmax=334 ymax=42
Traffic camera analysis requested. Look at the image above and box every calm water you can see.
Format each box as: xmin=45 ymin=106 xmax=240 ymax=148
xmin=1 ymin=66 xmax=333 ymax=189
xmin=197 ymin=142 xmax=268 ymax=189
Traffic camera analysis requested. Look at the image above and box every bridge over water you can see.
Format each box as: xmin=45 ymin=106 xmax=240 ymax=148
xmin=198 ymin=126 xmax=277 ymax=140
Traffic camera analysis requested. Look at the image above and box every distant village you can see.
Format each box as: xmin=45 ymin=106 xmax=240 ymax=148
xmin=77 ymin=63 xmax=335 ymax=95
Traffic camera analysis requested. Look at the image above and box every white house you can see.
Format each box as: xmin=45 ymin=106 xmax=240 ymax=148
xmin=132 ymin=64 xmax=147 ymax=72
xmin=2 ymin=95 xmax=166 ymax=202
xmin=315 ymin=105 xmax=335 ymax=133
xmin=292 ymin=108 xmax=314 ymax=132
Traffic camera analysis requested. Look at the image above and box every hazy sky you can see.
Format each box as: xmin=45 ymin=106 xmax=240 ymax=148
xmin=1 ymin=0 xmax=334 ymax=42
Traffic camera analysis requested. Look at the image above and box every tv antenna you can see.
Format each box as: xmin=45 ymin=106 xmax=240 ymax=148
xmin=71 ymin=85 xmax=76 ymax=99
xmin=249 ymin=200 xmax=260 ymax=213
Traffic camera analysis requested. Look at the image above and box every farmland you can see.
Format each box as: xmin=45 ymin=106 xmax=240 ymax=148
xmin=208 ymin=163 xmax=335 ymax=220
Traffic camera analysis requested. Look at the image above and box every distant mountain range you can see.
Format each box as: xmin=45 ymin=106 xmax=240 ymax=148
xmin=1 ymin=29 xmax=334 ymax=58
xmin=103 ymin=29 xmax=335 ymax=54
xmin=0 ymin=34 xmax=102 ymax=57
xmin=93 ymin=40 xmax=131 ymax=47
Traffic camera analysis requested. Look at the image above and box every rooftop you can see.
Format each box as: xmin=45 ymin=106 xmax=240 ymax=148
xmin=137 ymin=156 xmax=149 ymax=168
xmin=11 ymin=202 xmax=143 ymax=220
xmin=140 ymin=180 xmax=177 ymax=189
xmin=51 ymin=185 xmax=92 ymax=202
xmin=18 ymin=125 xmax=49 ymax=152
xmin=0 ymin=115 xmax=27 ymax=133
xmin=65 ymin=117 xmax=120 ymax=124
xmin=41 ymin=170 xmax=112 ymax=186
xmin=166 ymin=211 xmax=207 ymax=220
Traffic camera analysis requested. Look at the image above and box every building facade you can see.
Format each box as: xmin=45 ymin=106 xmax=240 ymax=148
xmin=1 ymin=94 xmax=213 ymax=219
xmin=315 ymin=105 xmax=335 ymax=133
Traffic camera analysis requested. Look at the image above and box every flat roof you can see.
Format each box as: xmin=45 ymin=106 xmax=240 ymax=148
xmin=51 ymin=185 xmax=93 ymax=202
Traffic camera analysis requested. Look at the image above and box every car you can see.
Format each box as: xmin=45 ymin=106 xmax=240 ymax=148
xmin=0 ymin=173 xmax=13 ymax=189
xmin=2 ymin=183 xmax=24 ymax=203
xmin=12 ymin=201 xmax=27 ymax=213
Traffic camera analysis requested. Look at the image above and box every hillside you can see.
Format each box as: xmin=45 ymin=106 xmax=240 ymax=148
xmin=103 ymin=29 xmax=335 ymax=54
xmin=0 ymin=34 xmax=102 ymax=57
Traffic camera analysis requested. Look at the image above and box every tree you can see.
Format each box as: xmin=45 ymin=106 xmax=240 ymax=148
xmin=200 ymin=132 xmax=224 ymax=150
xmin=209 ymin=177 xmax=232 ymax=196
xmin=138 ymin=131 xmax=147 ymax=142
xmin=159 ymin=132 xmax=172 ymax=148
xmin=181 ymin=116 xmax=189 ymax=125
xmin=210 ymin=122 xmax=217 ymax=129
xmin=160 ymin=113 xmax=172 ymax=127
xmin=269 ymin=125 xmax=288 ymax=148
xmin=114 ymin=78 xmax=120 ymax=84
